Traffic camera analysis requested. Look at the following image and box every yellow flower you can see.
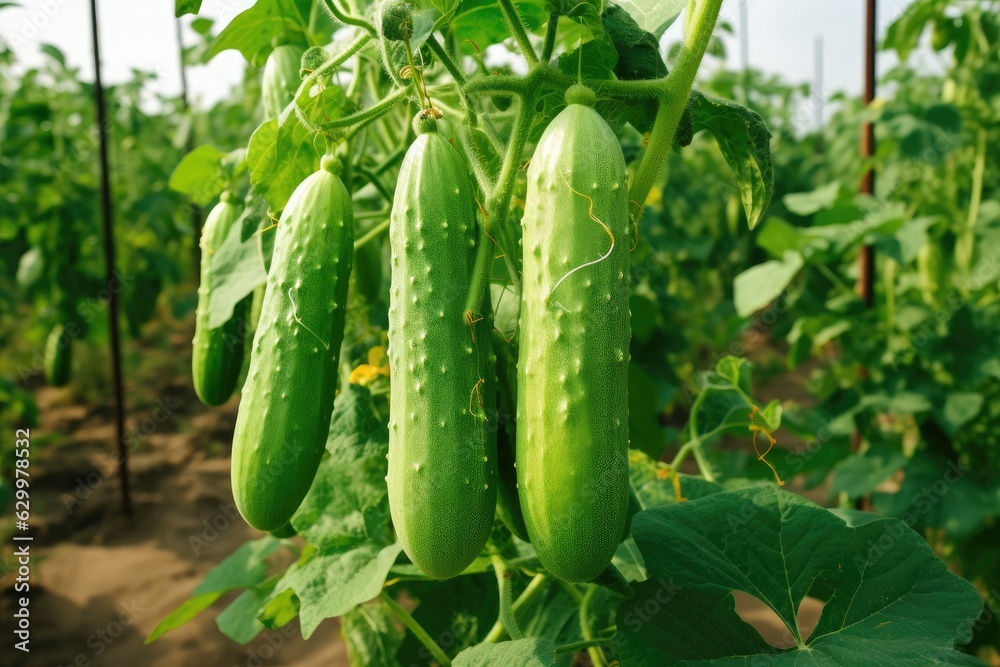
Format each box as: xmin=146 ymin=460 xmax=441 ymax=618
xmin=349 ymin=346 xmax=391 ymax=386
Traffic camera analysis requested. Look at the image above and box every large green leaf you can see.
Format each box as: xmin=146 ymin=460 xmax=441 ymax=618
xmin=175 ymin=0 xmax=203 ymax=17
xmin=342 ymin=603 xmax=405 ymax=667
xmin=733 ymin=250 xmax=803 ymax=317
xmin=169 ymin=144 xmax=226 ymax=205
xmin=146 ymin=537 xmax=283 ymax=643
xmin=209 ymin=0 xmax=313 ymax=63
xmin=205 ymin=215 xmax=268 ymax=329
xmin=453 ymin=637 xmax=557 ymax=666
xmin=614 ymin=0 xmax=687 ymax=38
xmin=688 ymin=91 xmax=773 ymax=230
xmin=617 ymin=487 xmax=985 ymax=665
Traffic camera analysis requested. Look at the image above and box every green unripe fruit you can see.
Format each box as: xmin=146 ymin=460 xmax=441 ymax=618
xmin=231 ymin=162 xmax=355 ymax=532
xmin=262 ymin=43 xmax=305 ymax=120
xmin=387 ymin=115 xmax=497 ymax=580
xmin=44 ymin=324 xmax=72 ymax=387
xmin=192 ymin=199 xmax=250 ymax=407
xmin=300 ymin=46 xmax=329 ymax=78
xmin=517 ymin=99 xmax=631 ymax=583
xmin=379 ymin=0 xmax=414 ymax=42
xmin=918 ymin=241 xmax=946 ymax=306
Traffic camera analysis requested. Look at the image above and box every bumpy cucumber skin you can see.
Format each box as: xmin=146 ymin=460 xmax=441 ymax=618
xmin=231 ymin=166 xmax=354 ymax=532
xmin=262 ymin=44 xmax=304 ymax=120
xmin=44 ymin=324 xmax=71 ymax=387
xmin=192 ymin=201 xmax=249 ymax=407
xmin=387 ymin=125 xmax=497 ymax=580
xmin=517 ymin=102 xmax=631 ymax=583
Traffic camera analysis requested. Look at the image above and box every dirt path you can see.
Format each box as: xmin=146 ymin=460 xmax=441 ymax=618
xmin=0 ymin=347 xmax=348 ymax=667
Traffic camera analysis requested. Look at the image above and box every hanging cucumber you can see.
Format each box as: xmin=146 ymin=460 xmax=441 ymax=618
xmin=516 ymin=86 xmax=631 ymax=583
xmin=231 ymin=156 xmax=354 ymax=532
xmin=262 ymin=37 xmax=305 ymax=120
xmin=491 ymin=284 xmax=528 ymax=543
xmin=44 ymin=324 xmax=72 ymax=387
xmin=192 ymin=194 xmax=249 ymax=407
xmin=386 ymin=114 xmax=497 ymax=580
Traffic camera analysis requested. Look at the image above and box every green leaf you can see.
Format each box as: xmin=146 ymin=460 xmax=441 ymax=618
xmin=619 ymin=487 xmax=985 ymax=665
xmin=342 ymin=603 xmax=404 ymax=667
xmin=269 ymin=542 xmax=402 ymax=639
xmin=755 ymin=217 xmax=801 ymax=258
xmin=453 ymin=637 xmax=557 ymax=666
xmin=687 ymin=91 xmax=773 ymax=229
xmin=874 ymin=455 xmax=1000 ymax=540
xmin=942 ymin=392 xmax=984 ymax=435
xmin=783 ymin=180 xmax=841 ymax=216
xmin=453 ymin=0 xmax=547 ymax=52
xmin=145 ymin=592 xmax=224 ymax=644
xmin=147 ymin=537 xmax=282 ymax=643
xmin=216 ymin=582 xmax=277 ymax=645
xmin=209 ymin=0 xmax=312 ymax=63
xmin=733 ymin=250 xmax=803 ymax=317
xmin=614 ymin=0 xmax=687 ymax=38
xmin=176 ymin=0 xmax=203 ymax=17
xmin=169 ymin=145 xmax=227 ymax=205
xmin=16 ymin=247 xmax=43 ymax=287
xmin=205 ymin=215 xmax=268 ymax=329
xmin=831 ymin=440 xmax=908 ymax=498
xmin=193 ymin=537 xmax=284 ymax=595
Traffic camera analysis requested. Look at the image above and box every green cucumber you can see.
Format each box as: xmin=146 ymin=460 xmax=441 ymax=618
xmin=387 ymin=114 xmax=497 ymax=580
xmin=516 ymin=86 xmax=631 ymax=582
xmin=231 ymin=156 xmax=354 ymax=532
xmin=192 ymin=196 xmax=249 ymax=407
xmin=262 ymin=42 xmax=304 ymax=120
xmin=44 ymin=324 xmax=71 ymax=387
xmin=491 ymin=284 xmax=529 ymax=542
xmin=917 ymin=241 xmax=946 ymax=306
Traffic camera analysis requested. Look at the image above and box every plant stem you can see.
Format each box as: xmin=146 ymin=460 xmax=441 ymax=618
xmin=355 ymin=165 xmax=394 ymax=203
xmin=463 ymin=69 xmax=665 ymax=101
xmin=628 ymin=0 xmax=723 ymax=222
xmin=490 ymin=554 xmax=523 ymax=640
xmin=497 ymin=0 xmax=539 ymax=66
xmin=294 ymin=31 xmax=373 ymax=109
xmin=483 ymin=573 xmax=549 ymax=642
xmin=426 ymin=34 xmax=465 ymax=84
xmin=957 ymin=126 xmax=987 ymax=283
xmin=354 ymin=217 xmax=390 ymax=250
xmin=580 ymin=586 xmax=609 ymax=667
xmin=323 ymin=0 xmax=376 ymax=36
xmin=323 ymin=84 xmax=411 ymax=132
xmin=379 ymin=591 xmax=452 ymax=667
xmin=555 ymin=635 xmax=617 ymax=655
xmin=540 ymin=12 xmax=559 ymax=62
xmin=464 ymin=93 xmax=533 ymax=319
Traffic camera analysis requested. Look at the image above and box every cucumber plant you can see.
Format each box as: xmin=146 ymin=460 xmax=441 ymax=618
xmin=153 ymin=0 xmax=990 ymax=664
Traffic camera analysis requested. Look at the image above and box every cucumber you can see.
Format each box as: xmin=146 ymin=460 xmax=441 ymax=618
xmin=491 ymin=284 xmax=528 ymax=542
xmin=516 ymin=86 xmax=631 ymax=582
xmin=917 ymin=241 xmax=946 ymax=306
xmin=192 ymin=196 xmax=249 ymax=407
xmin=262 ymin=42 xmax=304 ymax=120
xmin=44 ymin=324 xmax=71 ymax=387
xmin=231 ymin=156 xmax=355 ymax=532
xmin=386 ymin=114 xmax=497 ymax=580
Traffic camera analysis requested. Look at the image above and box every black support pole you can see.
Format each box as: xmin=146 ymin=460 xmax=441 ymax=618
xmin=87 ymin=0 xmax=132 ymax=518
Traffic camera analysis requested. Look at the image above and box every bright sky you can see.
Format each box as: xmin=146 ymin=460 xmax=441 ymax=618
xmin=0 ymin=0 xmax=933 ymax=112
